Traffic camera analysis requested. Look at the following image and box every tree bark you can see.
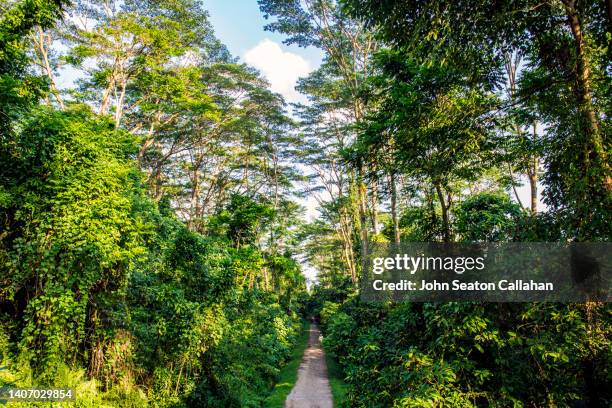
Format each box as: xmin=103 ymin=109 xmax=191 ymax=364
xmin=152 ymin=164 xmax=163 ymax=201
xmin=189 ymin=162 xmax=200 ymax=231
xmin=114 ymin=77 xmax=127 ymax=128
xmin=357 ymin=165 xmax=369 ymax=277
xmin=390 ymin=172 xmax=401 ymax=244
xmin=528 ymin=122 xmax=539 ymax=215
xmin=434 ymin=182 xmax=451 ymax=243
xmin=33 ymin=28 xmax=64 ymax=109
xmin=564 ymin=2 xmax=599 ymax=132
xmin=370 ymin=174 xmax=379 ymax=235
xmin=563 ymin=1 xmax=611 ymax=192
xmin=99 ymin=70 xmax=116 ymax=115
xmin=508 ymin=162 xmax=525 ymax=211
xmin=339 ymin=207 xmax=357 ymax=283
xmin=528 ymin=170 xmax=538 ymax=215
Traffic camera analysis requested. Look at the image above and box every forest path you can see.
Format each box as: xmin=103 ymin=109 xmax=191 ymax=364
xmin=285 ymin=323 xmax=333 ymax=408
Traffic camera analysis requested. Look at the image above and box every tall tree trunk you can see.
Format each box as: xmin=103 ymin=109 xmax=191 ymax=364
xmin=33 ymin=28 xmax=64 ymax=109
xmin=564 ymin=2 xmax=599 ymax=134
xmin=505 ymin=52 xmax=539 ymax=214
xmin=115 ymin=77 xmax=127 ymax=128
xmin=153 ymin=164 xmax=163 ymax=201
xmin=390 ymin=172 xmax=401 ymax=244
xmin=528 ymin=122 xmax=539 ymax=215
xmin=528 ymin=170 xmax=537 ymax=215
xmin=262 ymin=267 xmax=270 ymax=291
xmin=508 ymin=163 xmax=525 ymax=211
xmin=434 ymin=182 xmax=451 ymax=243
xmin=189 ymin=163 xmax=200 ymax=231
xmin=99 ymin=73 xmax=115 ymax=115
xmin=370 ymin=174 xmax=379 ymax=235
xmin=563 ymin=1 xmax=611 ymax=192
xmin=357 ymin=165 xmax=369 ymax=277
xmin=344 ymin=209 xmax=358 ymax=283
xmin=339 ymin=207 xmax=357 ymax=283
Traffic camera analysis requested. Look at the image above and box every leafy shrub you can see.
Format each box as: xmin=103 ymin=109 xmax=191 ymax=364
xmin=318 ymin=298 xmax=611 ymax=407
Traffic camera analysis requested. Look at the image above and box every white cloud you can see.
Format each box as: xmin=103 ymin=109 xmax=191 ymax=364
xmin=243 ymin=39 xmax=311 ymax=103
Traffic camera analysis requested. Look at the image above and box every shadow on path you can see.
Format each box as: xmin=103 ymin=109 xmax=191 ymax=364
xmin=285 ymin=323 xmax=333 ymax=408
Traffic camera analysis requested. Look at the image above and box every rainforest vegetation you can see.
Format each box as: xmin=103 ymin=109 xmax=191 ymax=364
xmin=0 ymin=0 xmax=610 ymax=407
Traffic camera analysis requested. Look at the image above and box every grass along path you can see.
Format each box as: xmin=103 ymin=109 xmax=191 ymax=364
xmin=324 ymin=351 xmax=348 ymax=406
xmin=264 ymin=320 xmax=310 ymax=407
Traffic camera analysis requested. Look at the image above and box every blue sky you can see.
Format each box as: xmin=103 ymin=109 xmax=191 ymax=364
xmin=205 ymin=0 xmax=323 ymax=103
xmin=205 ymin=0 xmax=322 ymax=63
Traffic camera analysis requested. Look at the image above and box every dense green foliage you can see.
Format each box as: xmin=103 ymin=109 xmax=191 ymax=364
xmin=258 ymin=0 xmax=610 ymax=406
xmin=0 ymin=0 xmax=610 ymax=406
xmin=319 ymin=299 xmax=610 ymax=407
xmin=0 ymin=0 xmax=307 ymax=406
xmin=263 ymin=319 xmax=309 ymax=407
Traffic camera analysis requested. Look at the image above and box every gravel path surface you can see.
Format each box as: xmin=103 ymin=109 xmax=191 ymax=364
xmin=285 ymin=323 xmax=333 ymax=408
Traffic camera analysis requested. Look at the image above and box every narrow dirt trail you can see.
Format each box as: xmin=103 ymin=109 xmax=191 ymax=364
xmin=285 ymin=323 xmax=333 ymax=408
